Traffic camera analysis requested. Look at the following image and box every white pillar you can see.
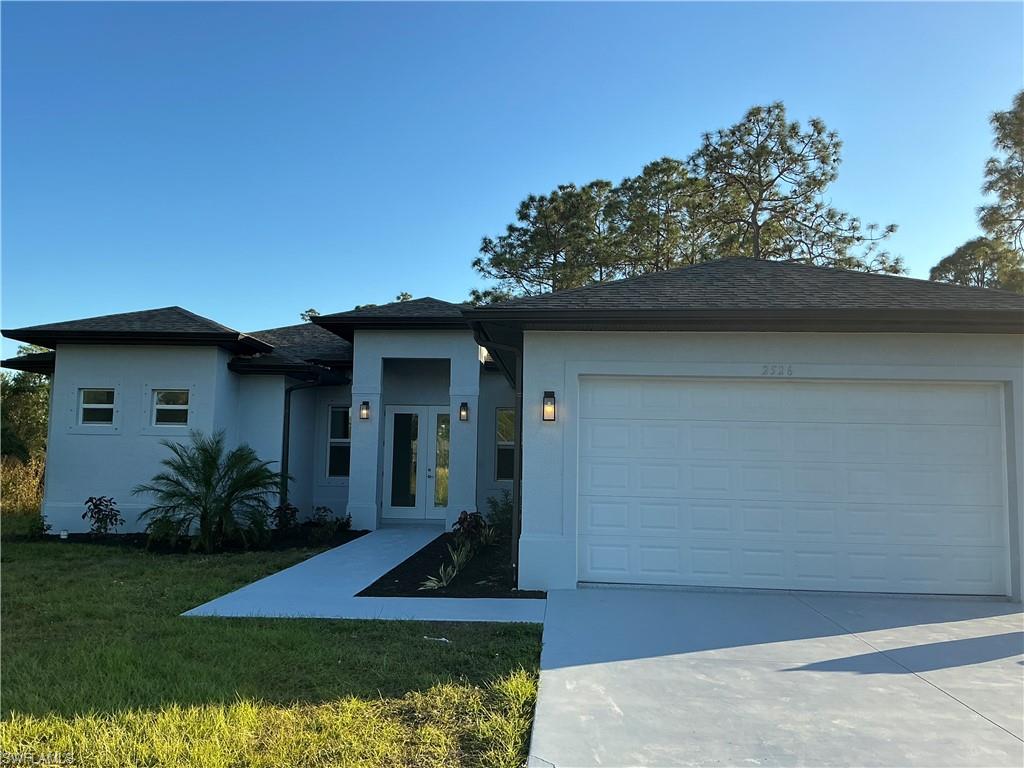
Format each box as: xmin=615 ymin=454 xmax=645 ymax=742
xmin=446 ymin=345 xmax=480 ymax=525
xmin=347 ymin=339 xmax=382 ymax=531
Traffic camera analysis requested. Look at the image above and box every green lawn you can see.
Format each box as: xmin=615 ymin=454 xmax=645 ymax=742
xmin=0 ymin=539 xmax=542 ymax=767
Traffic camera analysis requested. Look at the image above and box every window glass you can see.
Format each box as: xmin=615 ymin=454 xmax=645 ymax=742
xmin=329 ymin=407 xmax=350 ymax=440
xmin=327 ymin=406 xmax=351 ymax=477
xmin=153 ymin=389 xmax=189 ymax=426
xmin=156 ymin=409 xmax=188 ymax=425
xmin=390 ymin=413 xmax=418 ymax=506
xmin=496 ymin=408 xmax=515 ymax=444
xmin=81 ymin=407 xmax=114 ymax=424
xmin=154 ymin=390 xmax=189 ymax=406
xmin=82 ymin=389 xmax=115 ymax=405
xmin=328 ymin=445 xmax=351 ymax=477
xmin=434 ymin=413 xmax=450 ymax=507
xmin=495 ymin=407 xmax=515 ymax=482
xmin=79 ymin=389 xmax=115 ymax=424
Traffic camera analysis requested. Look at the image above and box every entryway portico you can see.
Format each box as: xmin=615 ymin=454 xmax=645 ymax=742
xmin=344 ymin=327 xmax=483 ymax=530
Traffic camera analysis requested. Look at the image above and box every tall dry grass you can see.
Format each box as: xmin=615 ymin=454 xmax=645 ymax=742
xmin=1 ymin=455 xmax=45 ymax=534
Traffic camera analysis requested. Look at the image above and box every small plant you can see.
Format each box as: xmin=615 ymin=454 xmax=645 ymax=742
xmin=270 ymin=502 xmax=299 ymax=531
xmin=306 ymin=506 xmax=352 ymax=544
xmin=452 ymin=510 xmax=487 ymax=546
xmin=419 ymin=561 xmax=458 ymax=590
xmin=479 ymin=524 xmax=498 ymax=547
xmin=484 ymin=490 xmax=513 ymax=537
xmin=26 ymin=513 xmax=51 ymax=539
xmin=82 ymin=496 xmax=124 ymax=535
xmin=447 ymin=541 xmax=473 ymax=571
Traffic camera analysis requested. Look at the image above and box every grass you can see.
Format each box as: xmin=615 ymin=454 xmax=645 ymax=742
xmin=0 ymin=539 xmax=542 ymax=767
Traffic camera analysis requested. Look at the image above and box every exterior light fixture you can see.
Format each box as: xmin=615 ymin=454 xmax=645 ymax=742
xmin=359 ymin=401 xmax=370 ymax=420
xmin=542 ymin=391 xmax=556 ymax=421
xmin=459 ymin=402 xmax=469 ymax=421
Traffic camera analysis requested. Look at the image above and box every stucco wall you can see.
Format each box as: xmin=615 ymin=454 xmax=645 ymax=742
xmin=518 ymin=331 xmax=1024 ymax=598
xmin=347 ymin=329 xmax=482 ymax=529
xmin=477 ymin=368 xmax=515 ymax=514
xmin=44 ymin=344 xmax=225 ymax=533
xmin=309 ymin=384 xmax=353 ymax=517
xmin=382 ymin=358 xmax=450 ymax=405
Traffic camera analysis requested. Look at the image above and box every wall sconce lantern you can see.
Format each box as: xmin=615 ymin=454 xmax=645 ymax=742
xmin=459 ymin=402 xmax=469 ymax=422
xmin=542 ymin=391 xmax=556 ymax=421
xmin=359 ymin=401 xmax=371 ymax=420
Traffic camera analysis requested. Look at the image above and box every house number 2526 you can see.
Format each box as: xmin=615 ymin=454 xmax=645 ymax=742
xmin=761 ymin=364 xmax=793 ymax=377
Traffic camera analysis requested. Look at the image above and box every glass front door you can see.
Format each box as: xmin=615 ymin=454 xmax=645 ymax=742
xmin=383 ymin=406 xmax=449 ymax=520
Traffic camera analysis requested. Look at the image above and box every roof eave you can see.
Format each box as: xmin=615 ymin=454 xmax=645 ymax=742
xmin=462 ymin=309 xmax=1024 ymax=334
xmin=0 ymin=329 xmax=273 ymax=354
xmin=313 ymin=316 xmax=470 ymax=342
xmin=0 ymin=352 xmax=55 ymax=375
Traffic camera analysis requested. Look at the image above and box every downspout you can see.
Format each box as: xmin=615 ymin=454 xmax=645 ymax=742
xmin=280 ymin=379 xmax=324 ymax=506
xmin=469 ymin=322 xmax=524 ymax=584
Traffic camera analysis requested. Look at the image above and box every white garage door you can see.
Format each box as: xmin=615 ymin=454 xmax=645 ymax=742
xmin=577 ymin=377 xmax=1009 ymax=595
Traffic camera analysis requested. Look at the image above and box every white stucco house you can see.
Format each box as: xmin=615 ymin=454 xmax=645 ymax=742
xmin=4 ymin=259 xmax=1024 ymax=599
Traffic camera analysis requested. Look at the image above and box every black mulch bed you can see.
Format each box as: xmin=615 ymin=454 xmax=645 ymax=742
xmin=357 ymin=532 xmax=546 ymax=599
xmin=35 ymin=525 xmax=367 ymax=554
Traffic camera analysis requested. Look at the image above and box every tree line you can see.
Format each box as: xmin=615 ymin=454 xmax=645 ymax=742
xmin=471 ymin=96 xmax=1024 ymax=302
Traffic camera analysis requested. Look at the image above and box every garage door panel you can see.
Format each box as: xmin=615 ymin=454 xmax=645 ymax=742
xmin=581 ymin=495 xmax=1006 ymax=548
xmin=580 ymin=459 xmax=1000 ymax=506
xmin=581 ymin=378 xmax=1003 ymax=426
xmin=581 ymin=533 xmax=1009 ymax=593
xmin=581 ymin=419 xmax=1002 ymax=467
xmin=578 ymin=377 xmax=1009 ymax=595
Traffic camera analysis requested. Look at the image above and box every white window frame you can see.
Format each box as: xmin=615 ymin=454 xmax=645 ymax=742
xmin=326 ymin=405 xmax=351 ymax=478
xmin=495 ymin=407 xmax=515 ymax=482
xmin=151 ymin=389 xmax=190 ymax=427
xmin=78 ymin=388 xmax=116 ymax=426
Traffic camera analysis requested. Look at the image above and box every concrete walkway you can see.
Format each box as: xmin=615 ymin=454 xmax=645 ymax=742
xmin=184 ymin=525 xmax=545 ymax=623
xmin=530 ymin=588 xmax=1023 ymax=767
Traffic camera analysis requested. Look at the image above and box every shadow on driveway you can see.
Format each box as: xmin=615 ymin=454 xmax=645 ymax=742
xmin=785 ymin=630 xmax=1024 ymax=673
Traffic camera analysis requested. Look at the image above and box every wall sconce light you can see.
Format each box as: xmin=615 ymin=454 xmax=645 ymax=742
xmin=542 ymin=391 xmax=556 ymax=421
xmin=459 ymin=402 xmax=469 ymax=421
xmin=359 ymin=401 xmax=371 ymax=420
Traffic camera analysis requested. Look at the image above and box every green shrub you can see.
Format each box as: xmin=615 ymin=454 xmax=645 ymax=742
xmin=133 ymin=431 xmax=281 ymax=553
xmin=485 ymin=490 xmax=513 ymax=538
xmin=82 ymin=496 xmax=124 ymax=534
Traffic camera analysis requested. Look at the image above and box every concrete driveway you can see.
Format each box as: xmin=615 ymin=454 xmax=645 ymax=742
xmin=530 ymin=588 xmax=1023 ymax=767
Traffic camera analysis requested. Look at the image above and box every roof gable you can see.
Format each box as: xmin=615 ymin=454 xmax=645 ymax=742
xmin=314 ymin=297 xmax=471 ymax=341
xmin=317 ymin=297 xmax=467 ymax=320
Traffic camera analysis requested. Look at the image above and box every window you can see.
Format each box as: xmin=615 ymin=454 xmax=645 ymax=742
xmin=153 ymin=389 xmax=190 ymax=426
xmin=495 ymin=407 xmax=515 ymax=481
xmin=79 ymin=389 xmax=115 ymax=425
xmin=327 ymin=406 xmax=351 ymax=478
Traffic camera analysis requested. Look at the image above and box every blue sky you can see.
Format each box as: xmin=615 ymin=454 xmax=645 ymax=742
xmin=2 ymin=1 xmax=1022 ymax=358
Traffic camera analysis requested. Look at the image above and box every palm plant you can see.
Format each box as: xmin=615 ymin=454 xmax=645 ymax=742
xmin=133 ymin=430 xmax=281 ymax=552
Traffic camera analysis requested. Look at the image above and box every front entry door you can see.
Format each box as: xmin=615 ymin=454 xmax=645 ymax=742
xmin=383 ymin=406 xmax=450 ymax=520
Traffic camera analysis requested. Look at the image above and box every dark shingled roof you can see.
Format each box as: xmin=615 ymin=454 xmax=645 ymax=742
xmin=464 ymin=259 xmax=1024 ymax=333
xmin=8 ymin=306 xmax=237 ymax=335
xmin=247 ymin=323 xmax=353 ymax=363
xmin=318 ymin=297 xmax=467 ymax=320
xmin=314 ymin=297 xmax=470 ymax=340
xmin=0 ymin=350 xmax=55 ymax=374
xmin=471 ymin=259 xmax=1024 ymax=312
xmin=1 ymin=306 xmax=272 ymax=353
